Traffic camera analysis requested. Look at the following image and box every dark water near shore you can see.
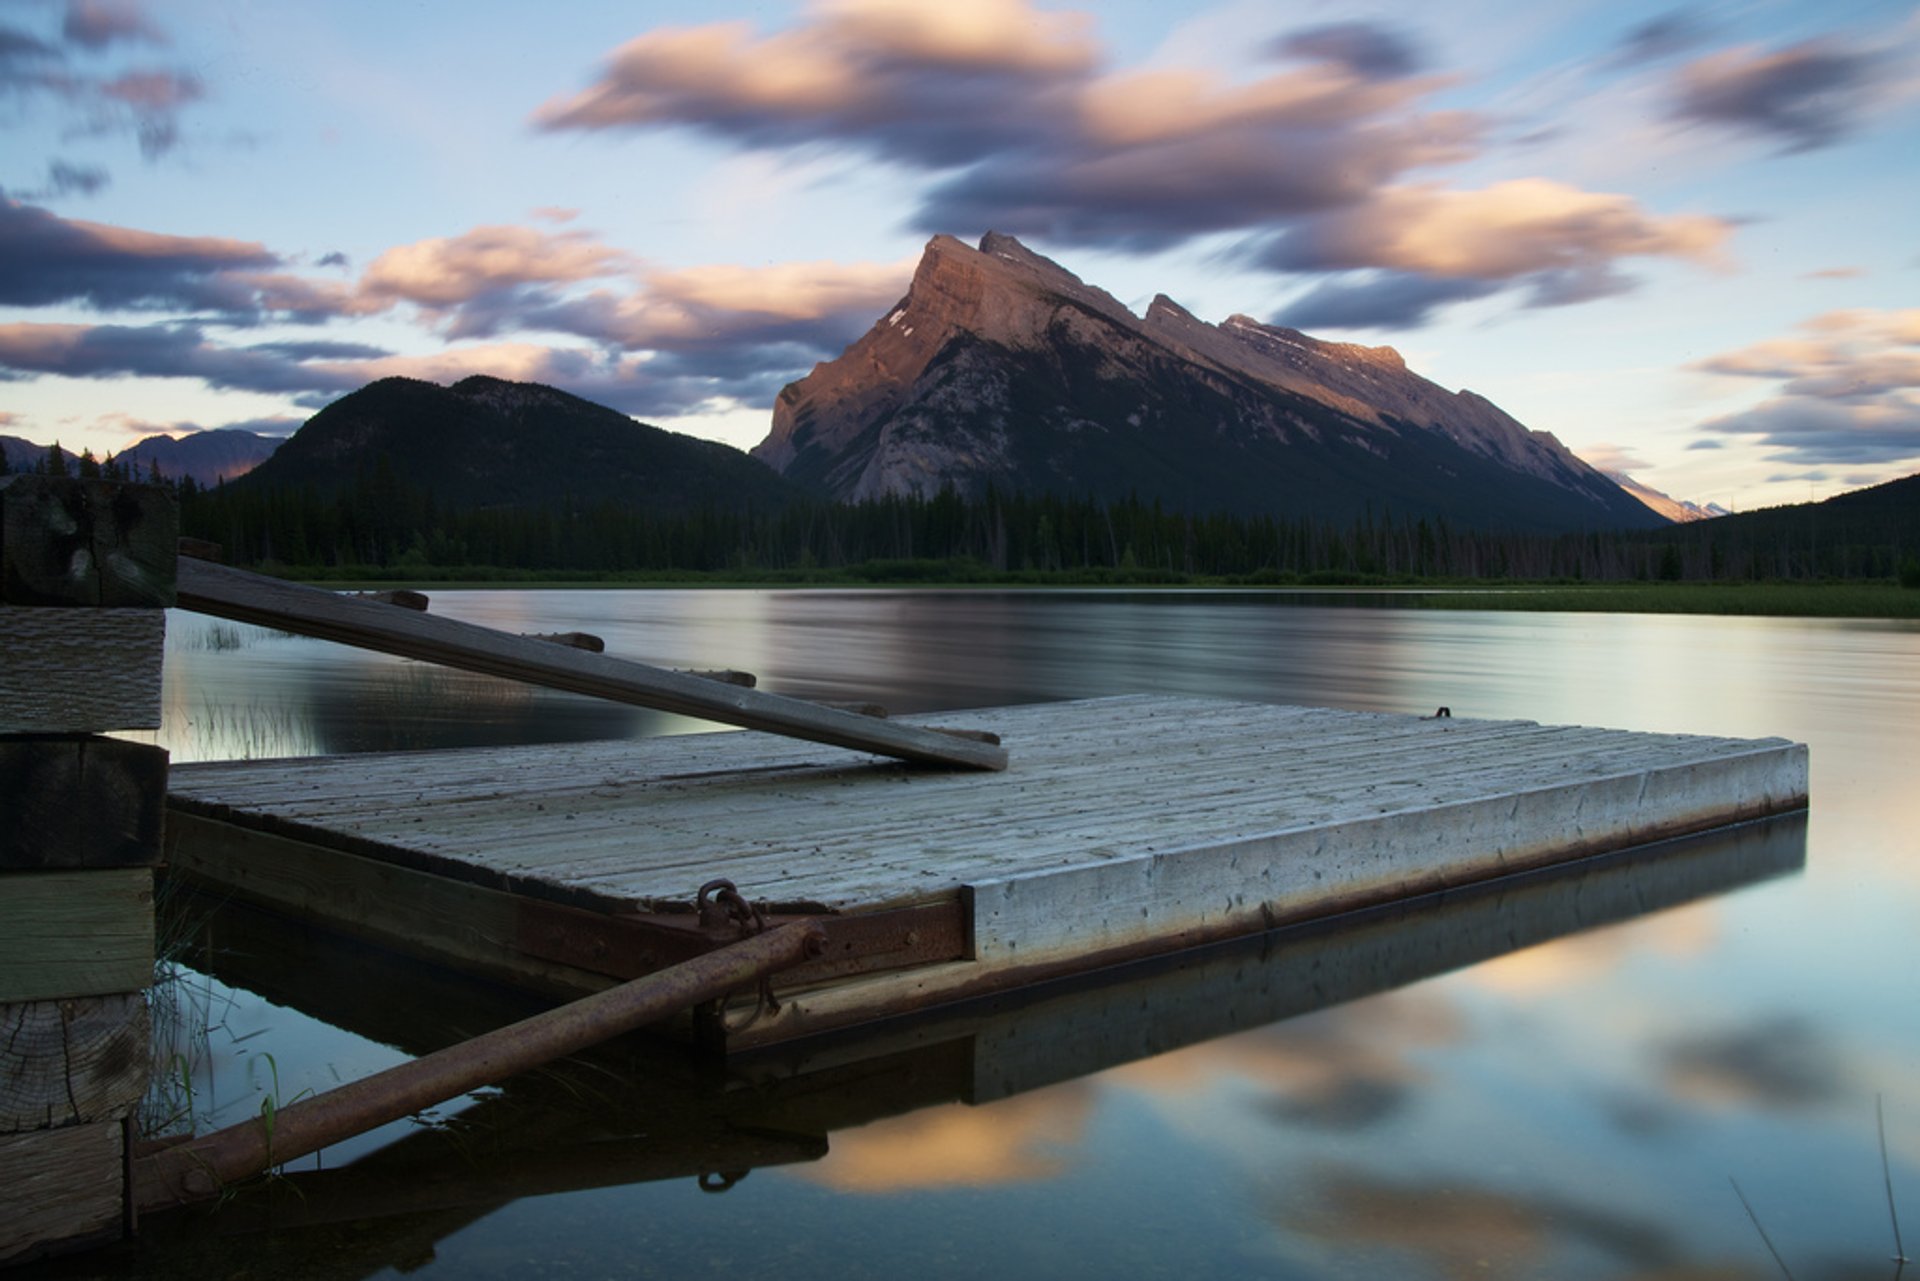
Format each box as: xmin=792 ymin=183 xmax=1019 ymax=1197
xmin=125 ymin=590 xmax=1919 ymax=1279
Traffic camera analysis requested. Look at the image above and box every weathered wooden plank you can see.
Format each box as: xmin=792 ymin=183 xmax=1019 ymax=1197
xmin=0 ymin=869 xmax=154 ymax=1004
xmin=176 ymin=557 xmax=1006 ymax=771
xmin=0 ymin=607 xmax=164 ymax=734
xmin=0 ymin=737 xmax=167 ymax=870
xmin=167 ymin=698 xmax=1807 ymax=917
xmin=0 ymin=475 xmax=175 ymax=607
xmin=164 ymin=811 xmax=622 ymax=998
xmin=0 ymin=993 xmax=150 ymax=1132
xmin=0 ymin=1120 xmax=125 ymax=1264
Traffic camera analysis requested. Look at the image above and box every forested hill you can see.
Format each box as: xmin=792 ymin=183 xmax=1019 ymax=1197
xmin=1631 ymin=471 xmax=1919 ymax=579
xmin=235 ymin=375 xmax=803 ymax=512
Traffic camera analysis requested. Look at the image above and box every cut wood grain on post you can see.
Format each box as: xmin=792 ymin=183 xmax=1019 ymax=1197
xmin=174 ymin=557 xmax=1006 ymax=771
xmin=0 ymin=994 xmax=150 ymax=1132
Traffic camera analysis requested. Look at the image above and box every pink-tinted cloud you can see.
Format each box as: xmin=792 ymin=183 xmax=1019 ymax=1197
xmin=536 ymin=4 xmax=1737 ymax=317
xmin=1266 ymin=180 xmax=1729 ymax=282
xmin=1263 ymin=179 xmax=1730 ymax=325
xmin=358 ymin=223 xmax=630 ymax=310
xmin=61 ymin=0 xmax=165 ymax=50
xmin=0 ymin=193 xmax=917 ymax=417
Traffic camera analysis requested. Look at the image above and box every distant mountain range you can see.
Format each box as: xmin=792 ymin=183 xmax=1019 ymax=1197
xmin=231 ymin=375 xmax=800 ymax=512
xmin=752 ymin=233 xmax=1669 ymax=533
xmin=120 ymin=429 xmax=282 ymax=485
xmin=2 ymin=429 xmax=280 ymax=485
xmin=1603 ymin=472 xmax=1729 ymax=523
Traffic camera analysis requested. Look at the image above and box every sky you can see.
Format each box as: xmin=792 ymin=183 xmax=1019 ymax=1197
xmin=1 ymin=0 xmax=1916 ymax=512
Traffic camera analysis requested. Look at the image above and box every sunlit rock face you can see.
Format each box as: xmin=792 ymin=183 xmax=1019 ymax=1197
xmin=753 ymin=233 xmax=1667 ymax=532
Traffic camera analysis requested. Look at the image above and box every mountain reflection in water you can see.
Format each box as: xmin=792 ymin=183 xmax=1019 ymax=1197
xmin=112 ymin=591 xmax=1917 ymax=1281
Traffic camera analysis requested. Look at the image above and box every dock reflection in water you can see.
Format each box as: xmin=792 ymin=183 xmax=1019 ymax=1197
xmin=129 ymin=813 xmax=1805 ymax=1278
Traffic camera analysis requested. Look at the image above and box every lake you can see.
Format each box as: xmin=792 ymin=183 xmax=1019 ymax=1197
xmin=130 ymin=589 xmax=1919 ymax=1279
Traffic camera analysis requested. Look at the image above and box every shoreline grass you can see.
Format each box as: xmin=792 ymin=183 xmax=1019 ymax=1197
xmin=251 ymin=561 xmax=1920 ymax=618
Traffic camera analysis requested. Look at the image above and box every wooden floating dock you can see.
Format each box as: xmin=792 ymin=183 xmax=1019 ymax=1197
xmin=165 ymin=694 xmax=1808 ymax=1052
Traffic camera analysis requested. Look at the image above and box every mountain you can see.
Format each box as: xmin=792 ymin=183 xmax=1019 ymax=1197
xmin=0 ymin=436 xmax=41 ymax=474
xmin=236 ymin=375 xmax=801 ymax=511
xmin=117 ymin=429 xmax=280 ymax=485
xmin=1603 ymin=471 xmax=1729 ymax=523
xmin=753 ymin=233 xmax=1668 ymax=532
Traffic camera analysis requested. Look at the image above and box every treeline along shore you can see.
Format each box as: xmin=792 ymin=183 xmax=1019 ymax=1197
xmin=9 ymin=444 xmax=1917 ymax=596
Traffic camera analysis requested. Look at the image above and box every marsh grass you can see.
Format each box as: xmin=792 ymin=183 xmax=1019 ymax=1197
xmin=1734 ymin=1098 xmax=1909 ymax=1279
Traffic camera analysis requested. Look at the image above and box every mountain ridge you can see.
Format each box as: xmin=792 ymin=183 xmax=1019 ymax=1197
xmin=753 ymin=233 xmax=1669 ymax=533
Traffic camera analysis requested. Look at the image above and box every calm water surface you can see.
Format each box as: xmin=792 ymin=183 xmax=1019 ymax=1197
xmin=127 ymin=590 xmax=1919 ymax=1280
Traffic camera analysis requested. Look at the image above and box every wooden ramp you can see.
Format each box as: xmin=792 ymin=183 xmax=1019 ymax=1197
xmin=165 ymin=695 xmax=1808 ymax=1051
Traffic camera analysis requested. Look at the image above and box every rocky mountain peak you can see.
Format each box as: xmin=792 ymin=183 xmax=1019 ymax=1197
xmin=751 ymin=234 xmax=1666 ymax=531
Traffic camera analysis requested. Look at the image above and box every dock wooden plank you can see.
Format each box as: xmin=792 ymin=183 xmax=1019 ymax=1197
xmin=176 ymin=557 xmax=1006 ymax=772
xmin=164 ymin=695 xmax=1808 ymax=1045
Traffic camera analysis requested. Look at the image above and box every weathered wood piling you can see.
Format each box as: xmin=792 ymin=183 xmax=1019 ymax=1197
xmin=0 ymin=476 xmax=174 ymax=1265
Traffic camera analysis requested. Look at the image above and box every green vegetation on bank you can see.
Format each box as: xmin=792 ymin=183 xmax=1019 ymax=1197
xmin=11 ymin=442 xmax=1914 ymax=615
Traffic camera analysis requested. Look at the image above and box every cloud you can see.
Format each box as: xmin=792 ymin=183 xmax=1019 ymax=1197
xmin=1670 ymin=38 xmax=1884 ymax=152
xmin=534 ymin=0 xmax=1095 ymax=167
xmin=538 ymin=1 xmax=1473 ymax=252
xmin=0 ymin=319 xmax=826 ymax=421
xmin=2 ymin=3 xmax=200 ymax=160
xmin=535 ymin=5 xmax=1747 ymax=322
xmin=358 ymin=223 xmax=630 ymax=310
xmin=1698 ymin=397 xmax=1920 ymax=466
xmin=1256 ymin=179 xmax=1730 ymax=316
xmin=0 ymin=321 xmax=362 ymax=394
xmin=11 ymin=159 xmax=112 ymax=201
xmin=1274 ymin=271 xmax=1497 ymax=329
xmin=1607 ymin=12 xmax=1711 ymax=69
xmin=0 ymin=192 xmax=916 ymax=417
xmin=0 ymin=23 xmax=62 ymax=70
xmin=1272 ymin=21 xmax=1423 ymax=80
xmin=1261 ymin=179 xmax=1729 ymax=280
xmin=1693 ymin=309 xmax=1920 ymax=466
xmin=62 ymin=0 xmax=165 ymax=50
xmin=0 ymin=191 xmax=282 ymax=312
xmin=520 ymin=255 xmax=912 ymax=353
xmin=1578 ymin=443 xmax=1656 ymax=476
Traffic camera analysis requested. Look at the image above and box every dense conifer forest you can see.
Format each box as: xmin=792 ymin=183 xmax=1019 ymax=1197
xmin=8 ymin=442 xmax=1914 ymax=586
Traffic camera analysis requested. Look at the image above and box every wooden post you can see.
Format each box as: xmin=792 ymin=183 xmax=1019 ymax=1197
xmin=0 ymin=476 xmax=172 ymax=1265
